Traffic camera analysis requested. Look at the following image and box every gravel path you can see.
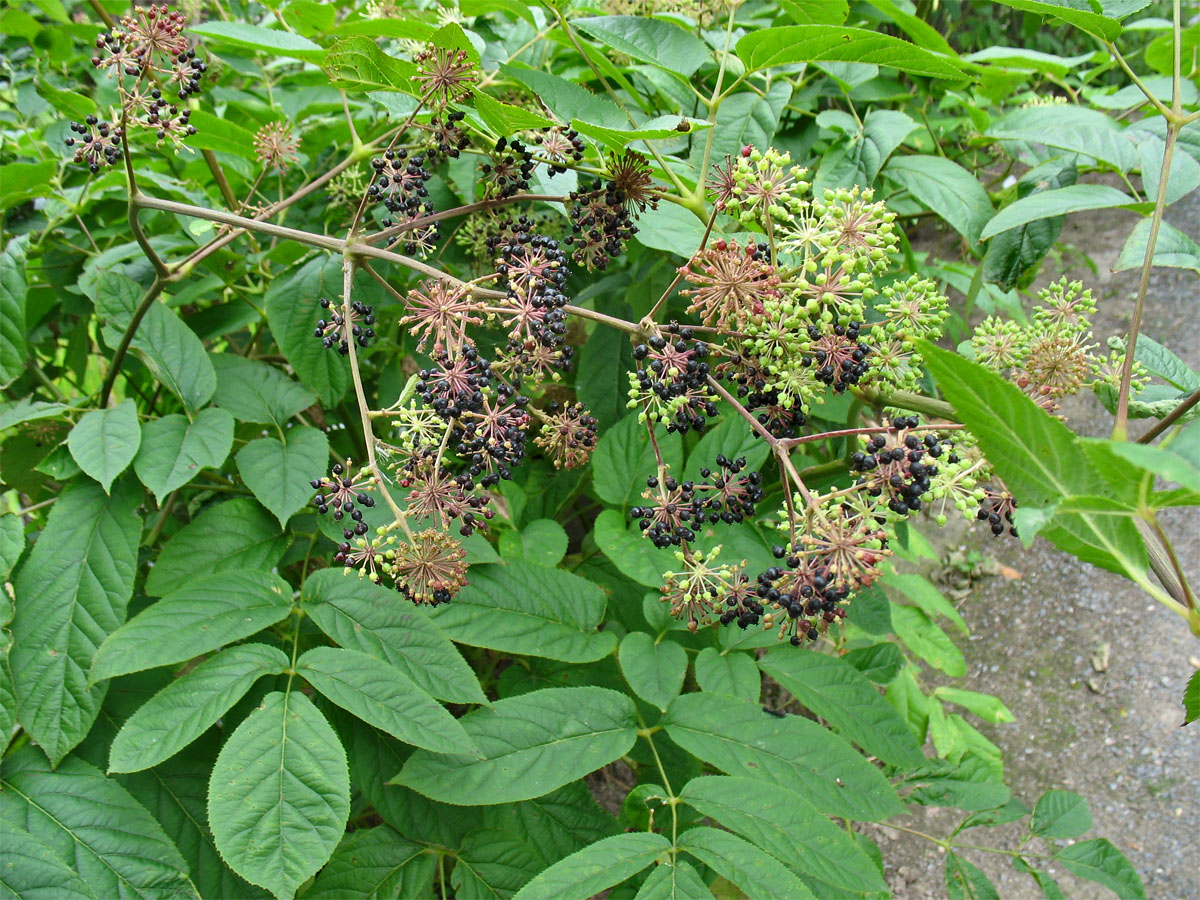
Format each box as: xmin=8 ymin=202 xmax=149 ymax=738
xmin=875 ymin=191 xmax=1199 ymax=900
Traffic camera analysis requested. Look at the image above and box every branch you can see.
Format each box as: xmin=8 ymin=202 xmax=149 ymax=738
xmin=1137 ymin=387 xmax=1200 ymax=443
xmin=99 ymin=276 xmax=165 ymax=407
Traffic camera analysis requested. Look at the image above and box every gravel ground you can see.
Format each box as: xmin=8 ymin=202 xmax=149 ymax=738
xmin=872 ymin=191 xmax=1200 ymax=900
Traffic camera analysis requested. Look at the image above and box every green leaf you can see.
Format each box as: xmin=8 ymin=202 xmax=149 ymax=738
xmin=428 ymin=560 xmax=616 ymax=663
xmin=67 ymin=399 xmax=141 ymax=493
xmin=781 ymin=0 xmax=849 ymax=25
xmin=983 ymin=156 xmax=1078 ymax=290
xmin=680 ymin=776 xmax=887 ymax=894
xmin=883 ymin=572 xmax=968 ymax=634
xmin=573 ymin=16 xmax=710 ymax=78
xmin=663 ymin=692 xmax=904 ymax=820
xmin=191 ymin=21 xmax=325 ymax=62
xmin=133 ymin=409 xmax=234 ymax=504
xmin=903 ymin=757 xmax=1012 ymax=811
xmin=10 ymin=480 xmax=141 ymax=766
xmin=108 ymin=643 xmax=289 ymax=774
xmin=91 ymin=571 xmax=292 ymax=682
xmin=395 ymin=687 xmax=637 ymax=805
xmin=1086 ymin=437 xmax=1200 ymax=494
xmin=634 ymin=860 xmax=713 ymax=899
xmin=631 ymin=202 xmax=713 ymax=258
xmin=1031 ymin=790 xmax=1093 ymax=838
xmin=0 ymin=749 xmax=195 ymax=899
xmin=988 ymin=0 xmax=1136 ymax=42
xmin=920 ymin=342 xmax=1150 ymax=580
xmin=298 ymin=646 xmax=475 ymax=755
xmin=934 ymin=687 xmax=1015 ymax=724
xmin=737 ymin=25 xmax=963 ymax=79
xmin=0 ymin=513 xmax=20 ymax=584
xmin=593 ymin=510 xmax=668 ymax=587
xmin=843 ymin=642 xmax=906 ymax=684
xmin=0 ymin=236 xmax=27 ymax=389
xmin=758 ymin=647 xmax=926 ymax=767
xmin=185 ymin=111 xmax=260 ymax=160
xmin=209 ymin=691 xmax=349 ymax=900
xmin=817 ymin=108 xmax=917 ymax=191
xmin=945 ymin=852 xmax=1000 ymax=900
xmin=302 ymin=826 xmax=435 ymax=899
xmin=980 ymin=185 xmax=1139 ymax=241
xmin=1137 ymin=134 xmax=1200 ymax=205
xmin=472 ymin=88 xmax=554 ymax=134
xmin=0 ymin=816 xmax=98 ymax=899
xmin=263 ymin=257 xmax=349 ymax=406
xmin=302 ymin=568 xmax=485 ymax=705
xmin=677 ymin=827 xmax=815 ymax=900
xmin=236 ymin=427 xmax=329 ymax=528
xmin=1054 ymin=839 xmax=1145 ymax=900
xmin=116 ymin=745 xmax=269 ymax=899
xmin=570 ymin=116 xmax=710 ymax=153
xmin=89 ymin=271 xmax=216 ymax=415
xmin=147 ymin=498 xmax=288 ymax=597
xmin=576 ymin=314 xmax=636 ymax=431
xmin=1014 ymin=858 xmax=1067 ymax=900
xmin=0 ymin=161 xmax=56 ymax=210
xmin=509 ymin=518 xmax=569 ymax=567
xmin=211 ymin=354 xmax=318 ymax=428
xmin=1115 ymin=217 xmax=1200 ymax=275
xmin=498 ymin=63 xmax=625 ymax=128
xmin=324 ymin=36 xmax=416 ymax=92
xmin=618 ymin=632 xmax=686 ymax=712
xmin=593 ymin=415 xmax=684 ymax=507
xmin=0 ymin=398 xmax=68 ymax=433
xmin=987 ymin=106 xmax=1138 ymax=173
xmin=886 ymin=155 xmax=994 ymax=246
xmin=892 ymin=604 xmax=966 ymax=676
xmin=332 ymin=712 xmax=477 ymax=848
xmin=1185 ymin=668 xmax=1200 ymax=726
xmin=693 ymin=648 xmax=760 ymax=703
xmin=511 ymin=833 xmax=670 ymax=900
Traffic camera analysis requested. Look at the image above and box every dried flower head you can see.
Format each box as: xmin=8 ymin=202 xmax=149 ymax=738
xmin=391 ymin=529 xmax=469 ymax=605
xmin=414 ymin=44 xmax=478 ymax=107
xmin=254 ymin=122 xmax=300 ymax=173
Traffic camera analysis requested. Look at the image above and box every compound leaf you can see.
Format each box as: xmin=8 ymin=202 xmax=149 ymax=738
xmin=663 ymin=692 xmax=904 ymax=821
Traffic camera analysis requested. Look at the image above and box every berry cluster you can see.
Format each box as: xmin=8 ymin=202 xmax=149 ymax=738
xmin=369 ymin=150 xmax=438 ymax=253
xmin=627 ymin=323 xmax=717 ymax=433
xmin=311 ymin=462 xmax=376 ymax=538
xmin=481 ymin=137 xmax=536 ymax=199
xmin=314 ymin=298 xmax=376 ymax=355
xmin=65 ymin=118 xmax=123 ymax=173
xmin=534 ymin=402 xmax=599 ymax=470
xmin=564 ymin=155 xmax=656 ymax=271
xmin=850 ymin=417 xmax=946 ymax=517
